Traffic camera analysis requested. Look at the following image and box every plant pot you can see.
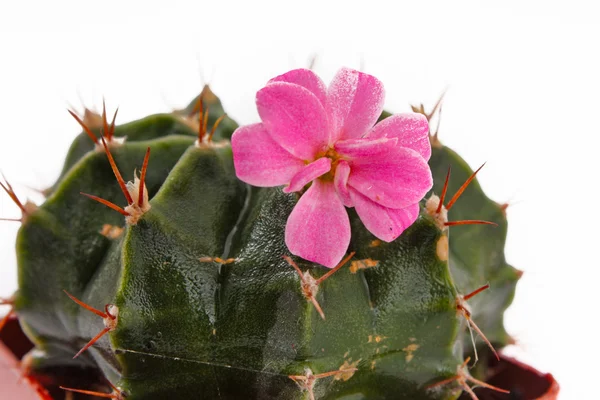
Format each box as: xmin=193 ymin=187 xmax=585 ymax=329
xmin=459 ymin=354 xmax=559 ymax=400
xmin=0 ymin=315 xmax=51 ymax=399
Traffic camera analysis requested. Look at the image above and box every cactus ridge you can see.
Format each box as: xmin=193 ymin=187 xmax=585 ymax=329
xmin=1 ymin=88 xmax=520 ymax=400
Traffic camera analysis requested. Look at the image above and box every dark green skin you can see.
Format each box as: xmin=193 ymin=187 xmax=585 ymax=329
xmin=428 ymin=145 xmax=520 ymax=367
xmin=13 ymin=94 xmax=518 ymax=399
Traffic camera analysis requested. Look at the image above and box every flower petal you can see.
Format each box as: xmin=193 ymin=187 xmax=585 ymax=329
xmin=268 ymin=68 xmax=327 ymax=107
xmin=365 ymin=113 xmax=431 ymax=160
xmin=348 ymin=146 xmax=433 ymax=209
xmin=257 ymin=82 xmax=329 ymax=160
xmin=283 ymin=157 xmax=331 ymax=193
xmin=334 ymin=137 xmax=398 ymax=159
xmin=334 ymin=160 xmax=353 ymax=207
xmin=350 ymin=188 xmax=420 ymax=242
xmin=285 ymin=180 xmax=350 ymax=268
xmin=326 ymin=67 xmax=385 ymax=142
xmin=232 ymin=123 xmax=305 ymax=187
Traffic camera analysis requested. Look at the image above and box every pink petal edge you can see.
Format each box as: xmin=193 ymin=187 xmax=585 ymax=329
xmin=333 ymin=160 xmax=353 ymax=207
xmin=326 ymin=67 xmax=385 ymax=142
xmin=231 ymin=123 xmax=305 ymax=187
xmin=348 ymin=146 xmax=433 ymax=209
xmin=285 ymin=180 xmax=350 ymax=268
xmin=268 ymin=68 xmax=328 ymax=108
xmin=334 ymin=137 xmax=398 ymax=159
xmin=284 ymin=157 xmax=332 ymax=193
xmin=365 ymin=113 xmax=431 ymax=160
xmin=257 ymin=82 xmax=329 ymax=160
xmin=350 ymin=188 xmax=420 ymax=242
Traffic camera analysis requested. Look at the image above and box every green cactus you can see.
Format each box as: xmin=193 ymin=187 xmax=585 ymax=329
xmin=1 ymin=87 xmax=519 ymax=400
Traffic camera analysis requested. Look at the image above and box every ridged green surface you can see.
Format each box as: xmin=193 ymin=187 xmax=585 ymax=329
xmin=428 ymin=146 xmax=519 ymax=359
xmin=12 ymin=90 xmax=518 ymax=399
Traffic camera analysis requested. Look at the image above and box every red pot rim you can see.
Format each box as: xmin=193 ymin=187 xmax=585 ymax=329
xmin=0 ymin=315 xmax=52 ymax=399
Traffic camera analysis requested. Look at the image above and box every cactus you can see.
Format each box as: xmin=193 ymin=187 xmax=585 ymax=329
xmin=0 ymin=69 xmax=519 ymax=400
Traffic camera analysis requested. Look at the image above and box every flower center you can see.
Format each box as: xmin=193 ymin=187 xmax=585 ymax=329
xmin=317 ymin=147 xmax=343 ymax=182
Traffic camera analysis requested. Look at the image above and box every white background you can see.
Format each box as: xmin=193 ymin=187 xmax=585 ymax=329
xmin=1 ymin=1 xmax=598 ymax=398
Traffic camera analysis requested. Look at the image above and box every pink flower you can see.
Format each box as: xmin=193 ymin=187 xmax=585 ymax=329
xmin=231 ymin=68 xmax=432 ymax=268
